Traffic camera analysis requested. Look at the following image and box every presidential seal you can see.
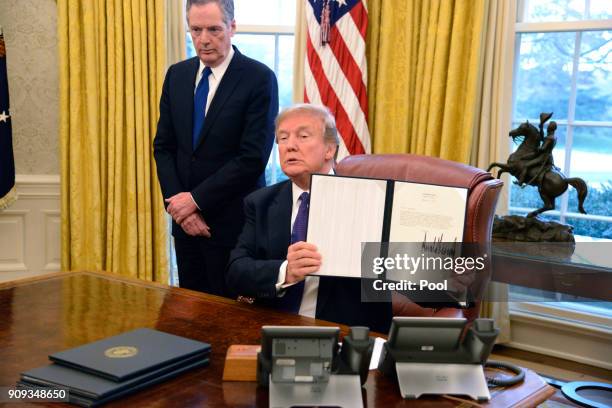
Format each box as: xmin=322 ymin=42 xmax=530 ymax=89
xmin=104 ymin=346 xmax=138 ymax=358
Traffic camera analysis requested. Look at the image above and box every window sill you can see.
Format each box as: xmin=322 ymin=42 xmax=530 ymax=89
xmin=507 ymin=303 xmax=612 ymax=370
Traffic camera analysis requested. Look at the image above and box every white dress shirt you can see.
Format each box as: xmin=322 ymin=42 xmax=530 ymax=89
xmin=275 ymin=169 xmax=335 ymax=318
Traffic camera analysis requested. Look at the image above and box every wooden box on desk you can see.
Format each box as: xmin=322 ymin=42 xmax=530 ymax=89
xmin=223 ymin=345 xmax=261 ymax=381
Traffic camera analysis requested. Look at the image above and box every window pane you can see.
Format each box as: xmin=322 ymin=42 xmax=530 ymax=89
xmin=565 ymin=216 xmax=612 ymax=238
xmin=519 ymin=0 xmax=585 ymax=22
xmin=186 ymin=31 xmax=196 ymax=58
xmin=575 ymin=30 xmax=612 ymax=122
xmin=278 ymin=35 xmax=294 ymax=108
xmin=233 ymin=33 xmax=275 ymax=69
xmin=234 ymin=0 xmax=296 ymax=26
xmin=513 ymin=32 xmax=576 ymax=121
xmin=265 ymin=144 xmax=289 ymax=186
xmin=571 ymin=126 xmax=612 ymax=172
xmin=587 ymin=0 xmax=612 ymax=19
xmin=567 ymin=126 xmax=612 ymax=219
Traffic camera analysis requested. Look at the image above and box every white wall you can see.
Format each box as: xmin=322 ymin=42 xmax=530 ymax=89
xmin=0 ymin=1 xmax=60 ymax=282
xmin=0 ymin=176 xmax=60 ymax=282
xmin=0 ymin=0 xmax=60 ymax=175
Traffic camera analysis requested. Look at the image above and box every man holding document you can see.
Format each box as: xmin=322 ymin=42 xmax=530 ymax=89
xmin=226 ymin=104 xmax=392 ymax=333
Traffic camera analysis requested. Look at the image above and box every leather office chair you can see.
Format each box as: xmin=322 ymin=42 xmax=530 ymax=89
xmin=336 ymin=154 xmax=503 ymax=321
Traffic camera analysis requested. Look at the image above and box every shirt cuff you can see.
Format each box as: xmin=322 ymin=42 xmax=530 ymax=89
xmin=275 ymin=260 xmax=299 ymax=296
xmin=190 ymin=193 xmax=201 ymax=211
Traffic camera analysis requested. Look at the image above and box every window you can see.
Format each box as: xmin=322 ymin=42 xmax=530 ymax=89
xmin=505 ymin=0 xmax=612 ymax=362
xmin=185 ymin=0 xmax=296 ymax=185
xmin=509 ymin=0 xmax=612 ymax=238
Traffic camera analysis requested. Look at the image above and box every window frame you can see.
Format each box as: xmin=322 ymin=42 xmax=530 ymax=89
xmin=498 ymin=0 xmax=612 ymax=369
xmin=509 ymin=17 xmax=612 ymax=225
xmin=234 ymin=23 xmax=294 ymax=88
xmin=232 ymin=24 xmax=295 ymax=185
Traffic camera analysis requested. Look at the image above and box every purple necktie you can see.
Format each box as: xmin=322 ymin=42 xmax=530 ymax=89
xmin=279 ymin=192 xmax=309 ymax=313
xmin=291 ymin=192 xmax=310 ymax=243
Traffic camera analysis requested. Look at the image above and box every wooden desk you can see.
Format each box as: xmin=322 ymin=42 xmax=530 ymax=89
xmin=0 ymin=271 xmax=554 ymax=407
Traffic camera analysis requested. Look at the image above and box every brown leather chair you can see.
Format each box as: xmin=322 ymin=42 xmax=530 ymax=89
xmin=336 ymin=154 xmax=503 ymax=321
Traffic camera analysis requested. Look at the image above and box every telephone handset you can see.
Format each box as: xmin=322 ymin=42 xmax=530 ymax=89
xmin=378 ymin=317 xmax=524 ymax=401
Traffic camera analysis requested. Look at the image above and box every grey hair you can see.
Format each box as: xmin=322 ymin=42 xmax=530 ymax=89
xmin=186 ymin=0 xmax=235 ymax=25
xmin=275 ymin=104 xmax=340 ymax=156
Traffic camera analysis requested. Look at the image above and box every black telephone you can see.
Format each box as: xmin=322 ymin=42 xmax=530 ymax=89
xmin=378 ymin=317 xmax=524 ymax=400
xmin=256 ymin=325 xmax=374 ymax=387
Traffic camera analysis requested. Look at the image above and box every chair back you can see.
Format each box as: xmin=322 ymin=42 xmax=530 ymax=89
xmin=336 ymin=154 xmax=503 ymax=321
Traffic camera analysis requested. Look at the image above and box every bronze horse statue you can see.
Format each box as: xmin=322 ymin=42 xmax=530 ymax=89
xmin=487 ymin=114 xmax=587 ymax=218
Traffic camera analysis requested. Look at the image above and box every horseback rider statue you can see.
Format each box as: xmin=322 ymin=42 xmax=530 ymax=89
xmin=515 ymin=112 xmax=558 ymax=187
xmin=487 ymin=112 xmax=588 ymax=242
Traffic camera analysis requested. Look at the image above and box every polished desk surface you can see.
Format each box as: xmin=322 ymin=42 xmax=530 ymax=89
xmin=0 ymin=271 xmax=554 ymax=407
xmin=492 ymin=240 xmax=612 ymax=301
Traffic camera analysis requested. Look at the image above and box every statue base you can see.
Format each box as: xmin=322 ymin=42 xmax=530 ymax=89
xmin=493 ymin=215 xmax=575 ymax=243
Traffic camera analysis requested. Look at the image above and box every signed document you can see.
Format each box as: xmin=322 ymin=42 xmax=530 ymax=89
xmin=307 ymin=174 xmax=467 ymax=278
xmin=307 ymin=174 xmax=387 ymax=278
xmin=389 ymin=181 xmax=467 ymax=243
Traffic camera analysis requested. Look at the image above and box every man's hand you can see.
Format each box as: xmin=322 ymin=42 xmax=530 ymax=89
xmin=165 ymin=192 xmax=198 ymax=224
xmin=180 ymin=213 xmax=211 ymax=238
xmin=285 ymin=242 xmax=321 ymax=284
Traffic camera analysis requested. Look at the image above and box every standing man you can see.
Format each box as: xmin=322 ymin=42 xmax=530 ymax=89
xmin=226 ymin=104 xmax=391 ymax=333
xmin=154 ymin=0 xmax=278 ymax=297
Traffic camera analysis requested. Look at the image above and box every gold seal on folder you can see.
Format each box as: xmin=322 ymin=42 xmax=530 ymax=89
xmin=104 ymin=346 xmax=138 ymax=358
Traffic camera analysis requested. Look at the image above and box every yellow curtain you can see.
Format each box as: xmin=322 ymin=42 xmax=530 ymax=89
xmin=165 ymin=0 xmax=186 ymax=67
xmin=58 ymin=0 xmax=168 ymax=282
xmin=367 ymin=0 xmax=486 ymax=163
xmin=470 ymin=0 xmax=516 ymax=344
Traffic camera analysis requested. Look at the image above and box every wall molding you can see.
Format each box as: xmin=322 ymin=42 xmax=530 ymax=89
xmin=0 ymin=175 xmax=60 ymax=283
xmin=509 ymin=311 xmax=612 ymax=370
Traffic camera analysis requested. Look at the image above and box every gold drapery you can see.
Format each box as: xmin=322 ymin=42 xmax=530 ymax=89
xmin=471 ymin=0 xmax=516 ymax=344
xmin=58 ymin=0 xmax=168 ymax=282
xmin=165 ymin=0 xmax=186 ymax=67
xmin=367 ymin=0 xmax=487 ymax=163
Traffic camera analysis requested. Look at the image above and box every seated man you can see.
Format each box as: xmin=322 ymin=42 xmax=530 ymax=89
xmin=226 ymin=104 xmax=392 ymax=333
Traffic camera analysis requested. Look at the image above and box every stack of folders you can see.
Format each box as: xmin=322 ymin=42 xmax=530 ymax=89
xmin=17 ymin=328 xmax=211 ymax=407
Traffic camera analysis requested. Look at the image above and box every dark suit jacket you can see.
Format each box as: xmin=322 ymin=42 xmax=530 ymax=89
xmin=154 ymin=47 xmax=278 ymax=246
xmin=227 ymin=180 xmax=392 ymax=334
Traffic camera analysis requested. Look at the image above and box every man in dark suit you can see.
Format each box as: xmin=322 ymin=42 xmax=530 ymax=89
xmin=153 ymin=0 xmax=278 ymax=297
xmin=227 ymin=104 xmax=391 ymax=333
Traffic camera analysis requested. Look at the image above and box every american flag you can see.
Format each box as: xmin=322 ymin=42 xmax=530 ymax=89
xmin=304 ymin=0 xmax=370 ymax=159
xmin=0 ymin=29 xmax=16 ymax=209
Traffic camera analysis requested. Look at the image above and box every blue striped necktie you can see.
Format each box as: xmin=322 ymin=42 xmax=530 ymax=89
xmin=192 ymin=66 xmax=212 ymax=150
xmin=278 ymin=192 xmax=310 ymax=313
